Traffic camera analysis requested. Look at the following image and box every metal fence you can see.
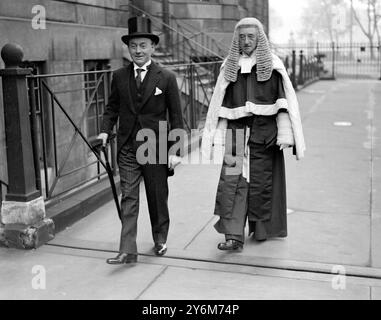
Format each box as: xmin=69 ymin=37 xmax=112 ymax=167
xmin=30 ymin=41 xmax=373 ymax=204
xmin=273 ymin=42 xmax=381 ymax=80
xmin=27 ymin=61 xmax=222 ymax=203
xmin=167 ymin=61 xmax=222 ymax=130
xmin=169 ymin=16 xmax=229 ymax=61
xmin=124 ymin=1 xmax=224 ymax=64
xmin=27 ymin=70 xmax=116 ymax=203
xmin=279 ymin=49 xmax=320 ymax=89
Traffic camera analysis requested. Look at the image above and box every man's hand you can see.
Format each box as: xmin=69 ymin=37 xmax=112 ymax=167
xmin=97 ymin=133 xmax=109 ymax=147
xmin=168 ymin=155 xmax=182 ymax=170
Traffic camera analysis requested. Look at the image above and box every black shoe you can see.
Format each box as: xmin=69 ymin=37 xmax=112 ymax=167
xmin=217 ymin=240 xmax=243 ymax=251
xmin=253 ymin=222 xmax=268 ymax=242
xmin=254 ymin=236 xmax=268 ymax=242
xmin=154 ymin=243 xmax=167 ymax=256
xmin=106 ymin=253 xmax=137 ymax=265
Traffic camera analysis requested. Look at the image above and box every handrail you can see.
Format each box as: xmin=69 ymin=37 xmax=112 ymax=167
xmin=0 ymin=179 xmax=8 ymax=187
xmin=26 ymin=61 xmax=222 ymax=201
xmin=26 ymin=69 xmax=112 ymax=79
xmin=171 ymin=16 xmax=229 ymax=56
xmin=120 ymin=2 xmax=224 ymax=59
xmin=27 ymin=61 xmax=222 ymax=79
xmin=55 ymin=0 xmax=223 ymax=59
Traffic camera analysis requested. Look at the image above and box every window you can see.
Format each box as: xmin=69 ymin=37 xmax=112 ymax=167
xmin=84 ymin=60 xmax=110 ymax=139
xmin=22 ymin=60 xmax=46 ymax=113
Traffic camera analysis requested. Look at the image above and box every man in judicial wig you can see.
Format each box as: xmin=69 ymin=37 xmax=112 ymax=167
xmin=98 ymin=16 xmax=184 ymax=264
xmin=202 ymin=17 xmax=306 ymax=251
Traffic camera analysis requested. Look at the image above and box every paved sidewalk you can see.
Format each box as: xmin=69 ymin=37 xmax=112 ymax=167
xmin=1 ymin=79 xmax=381 ymax=300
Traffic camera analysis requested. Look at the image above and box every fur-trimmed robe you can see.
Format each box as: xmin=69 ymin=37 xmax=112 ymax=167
xmin=202 ymin=54 xmax=305 ymax=240
xmin=201 ymin=54 xmax=305 ymax=162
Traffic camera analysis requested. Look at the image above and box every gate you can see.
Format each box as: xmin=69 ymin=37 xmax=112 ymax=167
xmin=273 ymin=42 xmax=381 ymax=80
xmin=322 ymin=43 xmax=381 ymax=79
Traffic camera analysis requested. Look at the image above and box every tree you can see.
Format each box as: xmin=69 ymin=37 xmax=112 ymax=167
xmin=351 ymin=0 xmax=380 ymax=59
xmin=299 ymin=0 xmax=347 ymax=43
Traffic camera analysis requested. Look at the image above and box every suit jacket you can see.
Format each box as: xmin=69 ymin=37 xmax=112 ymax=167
xmin=101 ymin=62 xmax=184 ymax=159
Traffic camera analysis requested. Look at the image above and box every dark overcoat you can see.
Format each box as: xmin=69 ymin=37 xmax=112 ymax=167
xmin=101 ymin=62 xmax=184 ymax=160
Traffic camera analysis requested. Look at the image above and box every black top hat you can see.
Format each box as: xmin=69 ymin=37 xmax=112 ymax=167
xmin=121 ymin=16 xmax=160 ymax=45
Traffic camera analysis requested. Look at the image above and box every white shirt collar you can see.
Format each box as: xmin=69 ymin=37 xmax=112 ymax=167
xmin=239 ymin=52 xmax=257 ymax=74
xmin=133 ymin=60 xmax=152 ymax=72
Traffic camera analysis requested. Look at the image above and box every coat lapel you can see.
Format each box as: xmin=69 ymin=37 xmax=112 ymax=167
xmin=138 ymin=62 xmax=161 ymax=110
xmin=121 ymin=64 xmax=136 ymax=113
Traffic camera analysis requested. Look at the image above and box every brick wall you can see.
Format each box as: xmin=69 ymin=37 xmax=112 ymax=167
xmin=0 ymin=0 xmax=128 ymax=201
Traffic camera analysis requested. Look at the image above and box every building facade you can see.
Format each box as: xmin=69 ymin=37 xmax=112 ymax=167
xmin=0 ymin=0 xmax=269 ymax=204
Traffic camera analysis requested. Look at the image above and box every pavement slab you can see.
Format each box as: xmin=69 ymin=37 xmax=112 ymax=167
xmin=138 ymin=266 xmax=370 ymax=300
xmin=0 ymin=247 xmax=165 ymax=300
xmin=286 ymin=80 xmax=372 ymax=216
xmin=2 ymin=79 xmax=381 ymax=300
xmin=48 ymin=80 xmax=381 ymax=273
xmin=371 ymin=287 xmax=381 ymax=300
xmin=1 ymin=245 xmax=380 ymax=300
xmin=186 ymin=211 xmax=370 ymax=267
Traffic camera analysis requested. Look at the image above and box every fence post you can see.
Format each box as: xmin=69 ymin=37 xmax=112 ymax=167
xmin=162 ymin=0 xmax=171 ymax=51
xmin=378 ymin=43 xmax=381 ymax=81
xmin=298 ymin=50 xmax=304 ymax=86
xmin=27 ymin=76 xmax=42 ymax=192
xmin=291 ymin=50 xmax=297 ymax=88
xmin=189 ymin=62 xmax=196 ymax=128
xmin=316 ymin=42 xmax=320 ymax=78
xmin=332 ymin=42 xmax=336 ymax=79
xmin=284 ymin=56 xmax=289 ymax=71
xmin=0 ymin=43 xmax=54 ymax=249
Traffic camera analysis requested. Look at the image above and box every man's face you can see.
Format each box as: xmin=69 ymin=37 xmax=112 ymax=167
xmin=128 ymin=37 xmax=155 ymax=66
xmin=238 ymin=26 xmax=258 ymax=56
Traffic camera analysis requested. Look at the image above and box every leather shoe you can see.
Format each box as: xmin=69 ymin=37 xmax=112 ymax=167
xmin=217 ymin=240 xmax=243 ymax=251
xmin=154 ymin=243 xmax=167 ymax=256
xmin=253 ymin=222 xmax=268 ymax=242
xmin=106 ymin=253 xmax=137 ymax=265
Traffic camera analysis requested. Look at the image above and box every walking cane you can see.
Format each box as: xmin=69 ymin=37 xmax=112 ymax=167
xmin=89 ymin=134 xmax=122 ymax=221
xmin=40 ymin=87 xmax=122 ymax=221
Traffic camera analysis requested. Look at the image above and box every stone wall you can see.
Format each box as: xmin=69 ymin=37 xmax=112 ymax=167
xmin=0 ymin=75 xmax=7 ymax=205
xmin=0 ymin=0 xmax=129 ymax=202
xmin=150 ymin=0 xmax=268 ymax=32
xmin=0 ymin=0 xmax=269 ymax=202
xmin=149 ymin=0 xmax=269 ymax=57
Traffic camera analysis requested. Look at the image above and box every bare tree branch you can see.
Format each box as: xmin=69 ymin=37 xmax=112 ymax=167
xmin=352 ymin=4 xmax=370 ymax=38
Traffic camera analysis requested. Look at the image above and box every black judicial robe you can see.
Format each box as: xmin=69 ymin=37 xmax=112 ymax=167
xmin=213 ymin=66 xmax=288 ymax=240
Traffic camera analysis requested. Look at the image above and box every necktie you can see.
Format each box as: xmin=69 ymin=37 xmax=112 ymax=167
xmin=136 ymin=68 xmax=143 ymax=90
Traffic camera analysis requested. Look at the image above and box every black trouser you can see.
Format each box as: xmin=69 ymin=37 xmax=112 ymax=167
xmin=118 ymin=140 xmax=169 ymax=254
xmin=214 ymin=119 xmax=250 ymax=244
xmin=223 ymin=174 xmax=249 ymax=244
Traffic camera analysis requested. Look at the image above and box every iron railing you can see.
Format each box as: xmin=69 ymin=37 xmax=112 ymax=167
xmin=27 ymin=61 xmax=222 ymax=203
xmin=167 ymin=61 xmax=222 ymax=131
xmin=53 ymin=1 xmax=224 ymax=64
xmin=273 ymin=42 xmax=381 ymax=80
xmin=121 ymin=2 xmax=224 ymax=64
xmin=272 ymin=44 xmax=320 ymax=89
xmin=170 ymin=16 xmax=229 ymax=61
xmin=27 ymin=70 xmax=116 ymax=203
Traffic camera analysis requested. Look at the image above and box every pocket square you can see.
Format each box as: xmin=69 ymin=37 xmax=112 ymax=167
xmin=154 ymin=87 xmax=163 ymax=96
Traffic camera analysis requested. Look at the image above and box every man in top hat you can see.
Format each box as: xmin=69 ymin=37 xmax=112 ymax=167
xmin=98 ymin=16 xmax=184 ymax=264
xmin=202 ymin=17 xmax=305 ymax=251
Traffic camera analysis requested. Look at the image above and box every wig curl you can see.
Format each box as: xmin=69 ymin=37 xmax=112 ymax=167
xmin=224 ymin=17 xmax=273 ymax=82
